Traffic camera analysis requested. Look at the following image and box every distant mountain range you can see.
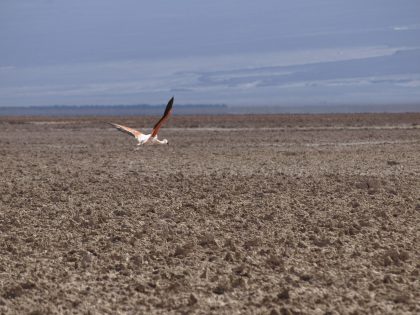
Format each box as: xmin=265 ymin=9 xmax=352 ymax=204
xmin=0 ymin=103 xmax=419 ymax=116
xmin=0 ymin=104 xmax=227 ymax=116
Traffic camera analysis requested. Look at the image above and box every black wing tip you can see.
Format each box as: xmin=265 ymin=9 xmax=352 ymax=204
xmin=168 ymin=96 xmax=174 ymax=105
xmin=165 ymin=97 xmax=174 ymax=112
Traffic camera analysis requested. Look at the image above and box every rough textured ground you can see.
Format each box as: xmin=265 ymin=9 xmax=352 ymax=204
xmin=0 ymin=113 xmax=419 ymax=315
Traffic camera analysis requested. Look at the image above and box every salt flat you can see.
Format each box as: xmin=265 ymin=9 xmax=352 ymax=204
xmin=0 ymin=113 xmax=419 ymax=314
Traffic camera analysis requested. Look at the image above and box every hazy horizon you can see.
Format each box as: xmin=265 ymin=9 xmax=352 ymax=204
xmin=1 ymin=1 xmax=420 ymax=107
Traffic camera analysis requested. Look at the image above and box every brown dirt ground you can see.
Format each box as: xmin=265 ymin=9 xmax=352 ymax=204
xmin=0 ymin=113 xmax=419 ymax=315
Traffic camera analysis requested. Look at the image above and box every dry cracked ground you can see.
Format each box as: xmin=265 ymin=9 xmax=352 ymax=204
xmin=0 ymin=113 xmax=419 ymax=314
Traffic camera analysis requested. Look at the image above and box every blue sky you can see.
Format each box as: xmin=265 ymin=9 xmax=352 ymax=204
xmin=1 ymin=0 xmax=420 ymax=106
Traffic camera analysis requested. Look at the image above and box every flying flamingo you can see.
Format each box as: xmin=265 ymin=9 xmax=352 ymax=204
xmin=109 ymin=97 xmax=173 ymax=146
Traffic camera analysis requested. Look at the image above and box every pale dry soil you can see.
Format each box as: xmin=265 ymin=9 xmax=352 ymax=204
xmin=0 ymin=114 xmax=419 ymax=315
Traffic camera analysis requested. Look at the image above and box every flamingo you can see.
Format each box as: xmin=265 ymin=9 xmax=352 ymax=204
xmin=109 ymin=97 xmax=173 ymax=146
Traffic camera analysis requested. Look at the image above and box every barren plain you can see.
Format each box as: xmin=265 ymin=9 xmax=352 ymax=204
xmin=0 ymin=113 xmax=419 ymax=314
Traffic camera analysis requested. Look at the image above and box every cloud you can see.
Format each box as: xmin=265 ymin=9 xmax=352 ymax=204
xmin=0 ymin=66 xmax=15 ymax=71
xmin=1 ymin=46 xmax=420 ymax=105
xmin=395 ymin=80 xmax=420 ymax=87
xmin=393 ymin=24 xmax=420 ymax=31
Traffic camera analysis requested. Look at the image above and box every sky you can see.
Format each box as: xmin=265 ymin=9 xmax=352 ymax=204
xmin=0 ymin=0 xmax=420 ymax=107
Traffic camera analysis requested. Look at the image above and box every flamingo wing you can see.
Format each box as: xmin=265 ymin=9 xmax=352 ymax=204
xmin=109 ymin=123 xmax=142 ymax=138
xmin=151 ymin=97 xmax=174 ymax=138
